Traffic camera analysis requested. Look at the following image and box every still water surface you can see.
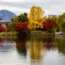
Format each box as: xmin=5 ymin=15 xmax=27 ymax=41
xmin=0 ymin=36 xmax=65 ymax=65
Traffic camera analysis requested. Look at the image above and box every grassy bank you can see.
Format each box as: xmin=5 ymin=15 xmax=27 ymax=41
xmin=0 ymin=32 xmax=17 ymax=36
xmin=0 ymin=31 xmax=55 ymax=39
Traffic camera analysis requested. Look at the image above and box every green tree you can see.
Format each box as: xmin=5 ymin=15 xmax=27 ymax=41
xmin=12 ymin=13 xmax=28 ymax=22
xmin=58 ymin=13 xmax=65 ymax=32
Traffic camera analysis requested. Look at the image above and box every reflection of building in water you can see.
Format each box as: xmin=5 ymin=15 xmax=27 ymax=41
xmin=29 ymin=38 xmax=43 ymax=61
xmin=0 ymin=38 xmax=14 ymax=52
xmin=16 ymin=40 xmax=27 ymax=55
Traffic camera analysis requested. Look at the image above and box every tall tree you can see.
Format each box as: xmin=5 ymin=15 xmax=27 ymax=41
xmin=29 ymin=6 xmax=44 ymax=21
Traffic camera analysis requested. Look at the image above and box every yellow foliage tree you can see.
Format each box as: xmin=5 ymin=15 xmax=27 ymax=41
xmin=29 ymin=6 xmax=44 ymax=21
xmin=29 ymin=6 xmax=46 ymax=30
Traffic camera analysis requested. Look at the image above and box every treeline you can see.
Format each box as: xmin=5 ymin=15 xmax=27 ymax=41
xmin=48 ymin=13 xmax=65 ymax=32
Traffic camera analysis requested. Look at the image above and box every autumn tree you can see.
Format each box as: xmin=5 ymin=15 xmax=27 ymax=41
xmin=29 ymin=6 xmax=44 ymax=21
xmin=7 ymin=13 xmax=29 ymax=31
xmin=29 ymin=6 xmax=46 ymax=30
xmin=48 ymin=16 xmax=59 ymax=32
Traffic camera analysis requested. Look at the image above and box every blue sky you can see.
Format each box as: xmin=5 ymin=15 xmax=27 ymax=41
xmin=0 ymin=0 xmax=65 ymax=16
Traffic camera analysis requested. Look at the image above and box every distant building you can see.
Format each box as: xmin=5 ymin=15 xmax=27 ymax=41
xmin=48 ymin=15 xmax=58 ymax=18
xmin=0 ymin=20 xmax=10 ymax=27
xmin=0 ymin=20 xmax=10 ymax=24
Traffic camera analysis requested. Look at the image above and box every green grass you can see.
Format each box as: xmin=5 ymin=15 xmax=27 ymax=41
xmin=31 ymin=31 xmax=47 ymax=34
xmin=0 ymin=32 xmax=18 ymax=36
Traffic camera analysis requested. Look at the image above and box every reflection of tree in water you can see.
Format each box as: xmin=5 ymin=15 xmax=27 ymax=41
xmin=29 ymin=36 xmax=56 ymax=65
xmin=17 ymin=31 xmax=30 ymax=40
xmin=15 ymin=39 xmax=27 ymax=56
xmin=0 ymin=38 xmax=4 ymax=43
xmin=56 ymin=36 xmax=65 ymax=55
xmin=29 ymin=36 xmax=56 ymax=61
xmin=43 ymin=36 xmax=55 ymax=43
xmin=43 ymin=36 xmax=56 ymax=50
xmin=0 ymin=38 xmax=5 ymax=48
xmin=29 ymin=38 xmax=43 ymax=61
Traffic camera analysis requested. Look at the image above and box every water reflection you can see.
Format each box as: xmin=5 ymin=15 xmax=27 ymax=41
xmin=0 ymin=38 xmax=14 ymax=52
xmin=43 ymin=37 xmax=56 ymax=50
xmin=0 ymin=38 xmax=5 ymax=48
xmin=0 ymin=36 xmax=65 ymax=65
xmin=56 ymin=36 xmax=65 ymax=55
xmin=15 ymin=39 xmax=27 ymax=56
xmin=28 ymin=36 xmax=56 ymax=65
xmin=29 ymin=38 xmax=43 ymax=60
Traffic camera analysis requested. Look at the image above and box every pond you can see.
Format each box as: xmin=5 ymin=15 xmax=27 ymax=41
xmin=0 ymin=36 xmax=65 ymax=65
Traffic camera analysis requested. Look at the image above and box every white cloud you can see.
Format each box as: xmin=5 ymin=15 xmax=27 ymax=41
xmin=0 ymin=0 xmax=45 ymax=3
xmin=0 ymin=5 xmax=30 ymax=15
xmin=0 ymin=0 xmax=65 ymax=15
xmin=0 ymin=0 xmax=25 ymax=3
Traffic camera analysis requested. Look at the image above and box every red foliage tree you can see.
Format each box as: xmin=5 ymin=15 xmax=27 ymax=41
xmin=15 ymin=22 xmax=28 ymax=31
xmin=0 ymin=24 xmax=6 ymax=32
xmin=43 ymin=19 xmax=56 ymax=32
